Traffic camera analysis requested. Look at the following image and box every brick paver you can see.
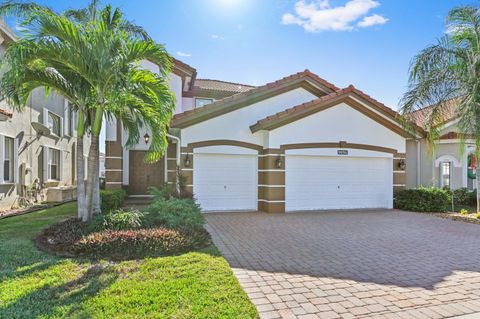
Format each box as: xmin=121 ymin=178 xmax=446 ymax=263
xmin=206 ymin=210 xmax=480 ymax=319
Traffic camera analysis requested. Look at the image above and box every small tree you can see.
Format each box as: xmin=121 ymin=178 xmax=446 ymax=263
xmin=400 ymin=6 xmax=480 ymax=211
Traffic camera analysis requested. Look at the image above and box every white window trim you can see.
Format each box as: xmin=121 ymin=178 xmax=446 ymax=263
xmin=0 ymin=134 xmax=18 ymax=185
xmin=434 ymin=155 xmax=461 ymax=168
xmin=439 ymin=161 xmax=453 ymax=189
xmin=194 ymin=97 xmax=214 ymax=108
xmin=43 ymin=108 xmax=64 ymax=138
xmin=43 ymin=146 xmax=63 ymax=182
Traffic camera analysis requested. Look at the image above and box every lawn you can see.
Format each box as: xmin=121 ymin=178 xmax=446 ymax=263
xmin=0 ymin=203 xmax=258 ymax=319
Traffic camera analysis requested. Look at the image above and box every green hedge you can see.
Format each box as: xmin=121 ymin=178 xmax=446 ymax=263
xmin=394 ymin=188 xmax=451 ymax=212
xmin=100 ymin=189 xmax=127 ymax=212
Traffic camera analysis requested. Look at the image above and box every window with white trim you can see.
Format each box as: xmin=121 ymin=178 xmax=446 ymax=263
xmin=440 ymin=161 xmax=452 ymax=189
xmin=3 ymin=136 xmax=14 ymax=182
xmin=48 ymin=148 xmax=60 ymax=181
xmin=48 ymin=111 xmax=61 ymax=136
xmin=195 ymin=98 xmax=214 ymax=108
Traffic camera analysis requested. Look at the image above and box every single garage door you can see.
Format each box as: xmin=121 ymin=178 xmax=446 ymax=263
xmin=193 ymin=153 xmax=257 ymax=211
xmin=286 ymin=155 xmax=391 ymax=211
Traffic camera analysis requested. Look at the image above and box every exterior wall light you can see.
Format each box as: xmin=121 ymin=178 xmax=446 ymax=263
xmin=275 ymin=156 xmax=283 ymax=169
xmin=184 ymin=153 xmax=191 ymax=167
xmin=398 ymin=159 xmax=406 ymax=171
xmin=144 ymin=133 xmax=150 ymax=144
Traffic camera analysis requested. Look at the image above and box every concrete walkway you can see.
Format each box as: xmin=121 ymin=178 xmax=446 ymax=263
xmin=206 ymin=210 xmax=480 ymax=319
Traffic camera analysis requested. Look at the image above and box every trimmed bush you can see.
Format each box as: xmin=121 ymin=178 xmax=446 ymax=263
xmin=73 ymin=227 xmax=211 ymax=259
xmin=394 ymin=187 xmax=451 ymax=212
xmin=452 ymin=188 xmax=473 ymax=205
xmin=87 ymin=208 xmax=145 ymax=232
xmin=145 ymin=198 xmax=205 ymax=229
xmin=100 ymin=189 xmax=127 ymax=212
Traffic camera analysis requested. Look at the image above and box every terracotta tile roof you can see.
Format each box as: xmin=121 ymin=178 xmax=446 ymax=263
xmin=440 ymin=131 xmax=473 ymax=140
xmin=171 ymin=57 xmax=196 ymax=74
xmin=0 ymin=108 xmax=12 ymax=118
xmin=172 ymin=70 xmax=340 ymax=126
xmin=194 ymin=79 xmax=255 ymax=94
xmin=407 ymin=98 xmax=459 ymax=129
xmin=251 ymin=85 xmax=402 ymax=131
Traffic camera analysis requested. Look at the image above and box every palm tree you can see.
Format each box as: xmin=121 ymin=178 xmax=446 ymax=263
xmin=400 ymin=6 xmax=480 ymax=211
xmin=0 ymin=1 xmax=175 ymax=221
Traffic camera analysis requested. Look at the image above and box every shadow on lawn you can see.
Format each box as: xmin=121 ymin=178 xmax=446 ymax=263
xmin=1 ymin=263 xmax=118 ymax=319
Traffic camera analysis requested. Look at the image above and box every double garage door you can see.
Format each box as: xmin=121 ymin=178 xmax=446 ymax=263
xmin=193 ymin=152 xmax=392 ymax=212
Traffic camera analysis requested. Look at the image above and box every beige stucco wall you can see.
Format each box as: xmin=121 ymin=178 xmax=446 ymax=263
xmin=0 ymin=88 xmax=89 ymax=210
xmin=406 ymin=136 xmax=474 ymax=190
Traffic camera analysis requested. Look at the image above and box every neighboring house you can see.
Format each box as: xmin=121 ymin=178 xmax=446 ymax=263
xmin=0 ymin=22 xmax=89 ymax=210
xmin=405 ymin=100 xmax=477 ymax=191
xmin=106 ymin=60 xmax=420 ymax=213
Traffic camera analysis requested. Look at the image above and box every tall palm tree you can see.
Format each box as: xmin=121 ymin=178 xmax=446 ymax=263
xmin=0 ymin=1 xmax=175 ymax=221
xmin=400 ymin=6 xmax=480 ymax=211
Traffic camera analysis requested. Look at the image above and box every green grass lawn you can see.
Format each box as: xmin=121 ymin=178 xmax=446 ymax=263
xmin=0 ymin=203 xmax=258 ymax=319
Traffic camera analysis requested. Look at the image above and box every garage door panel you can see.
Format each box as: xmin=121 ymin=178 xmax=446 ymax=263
xmin=193 ymin=153 xmax=257 ymax=212
xmin=286 ymin=155 xmax=391 ymax=211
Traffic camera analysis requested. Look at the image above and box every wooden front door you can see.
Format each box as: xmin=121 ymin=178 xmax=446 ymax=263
xmin=128 ymin=151 xmax=164 ymax=195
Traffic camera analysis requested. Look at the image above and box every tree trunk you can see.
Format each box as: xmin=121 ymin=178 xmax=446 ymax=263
xmin=92 ymin=134 xmax=101 ymax=215
xmin=76 ymin=136 xmax=86 ymax=220
xmin=85 ymin=133 xmax=100 ymax=221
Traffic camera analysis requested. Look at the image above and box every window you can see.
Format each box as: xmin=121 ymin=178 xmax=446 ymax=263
xmin=48 ymin=148 xmax=60 ymax=181
xmin=3 ymin=137 xmax=14 ymax=182
xmin=48 ymin=112 xmax=61 ymax=136
xmin=195 ymin=98 xmax=214 ymax=108
xmin=440 ymin=162 xmax=451 ymax=189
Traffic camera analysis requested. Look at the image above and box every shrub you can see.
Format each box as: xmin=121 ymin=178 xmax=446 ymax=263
xmin=73 ymin=227 xmax=211 ymax=259
xmin=148 ymin=172 xmax=193 ymax=200
xmin=88 ymin=208 xmax=145 ymax=232
xmin=394 ymin=187 xmax=451 ymax=212
xmin=459 ymin=209 xmax=469 ymax=216
xmin=100 ymin=189 xmax=127 ymax=212
xmin=145 ymin=198 xmax=204 ymax=229
xmin=476 ymin=213 xmax=480 ymax=219
xmin=36 ymin=218 xmax=88 ymax=252
xmin=452 ymin=188 xmax=472 ymax=205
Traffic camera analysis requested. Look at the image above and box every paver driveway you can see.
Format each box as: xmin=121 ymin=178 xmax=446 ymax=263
xmin=206 ymin=210 xmax=480 ymax=319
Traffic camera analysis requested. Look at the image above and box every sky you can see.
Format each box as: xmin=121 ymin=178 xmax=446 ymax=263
xmin=8 ymin=0 xmax=474 ymax=110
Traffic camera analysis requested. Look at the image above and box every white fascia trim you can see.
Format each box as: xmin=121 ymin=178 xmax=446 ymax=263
xmin=105 ymin=156 xmax=122 ymax=159
xmin=181 ymin=168 xmax=193 ymax=171
xmin=393 ymin=170 xmax=406 ymax=173
xmin=106 ymin=182 xmax=122 ymax=185
xmin=393 ymin=184 xmax=406 ymax=187
xmin=105 ymin=169 xmax=122 ymax=172
xmin=437 ymin=139 xmax=475 ymax=144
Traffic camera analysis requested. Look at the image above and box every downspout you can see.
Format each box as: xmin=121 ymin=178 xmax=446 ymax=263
xmin=166 ymin=133 xmax=181 ymax=193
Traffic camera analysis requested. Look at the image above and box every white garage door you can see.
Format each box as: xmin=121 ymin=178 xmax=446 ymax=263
xmin=193 ymin=153 xmax=257 ymax=212
xmin=286 ymin=156 xmax=392 ymax=211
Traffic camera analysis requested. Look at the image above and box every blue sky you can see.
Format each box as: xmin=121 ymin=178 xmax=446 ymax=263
xmin=10 ymin=0 xmax=474 ymax=109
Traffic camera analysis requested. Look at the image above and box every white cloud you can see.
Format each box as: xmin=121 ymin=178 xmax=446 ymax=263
xmin=357 ymin=14 xmax=388 ymax=27
xmin=176 ymin=51 xmax=192 ymax=58
xmin=281 ymin=0 xmax=388 ymax=32
xmin=211 ymin=34 xmax=226 ymax=40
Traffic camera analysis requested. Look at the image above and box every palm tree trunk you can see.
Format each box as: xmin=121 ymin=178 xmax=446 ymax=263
xmin=85 ymin=133 xmax=99 ymax=220
xmin=92 ymin=134 xmax=101 ymax=215
xmin=76 ymin=135 xmax=86 ymax=220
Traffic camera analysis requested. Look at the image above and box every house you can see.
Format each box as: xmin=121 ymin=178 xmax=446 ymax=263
xmin=105 ymin=59 xmax=423 ymax=213
xmin=0 ymin=21 xmax=89 ymax=210
xmin=405 ymin=100 xmax=477 ymax=191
